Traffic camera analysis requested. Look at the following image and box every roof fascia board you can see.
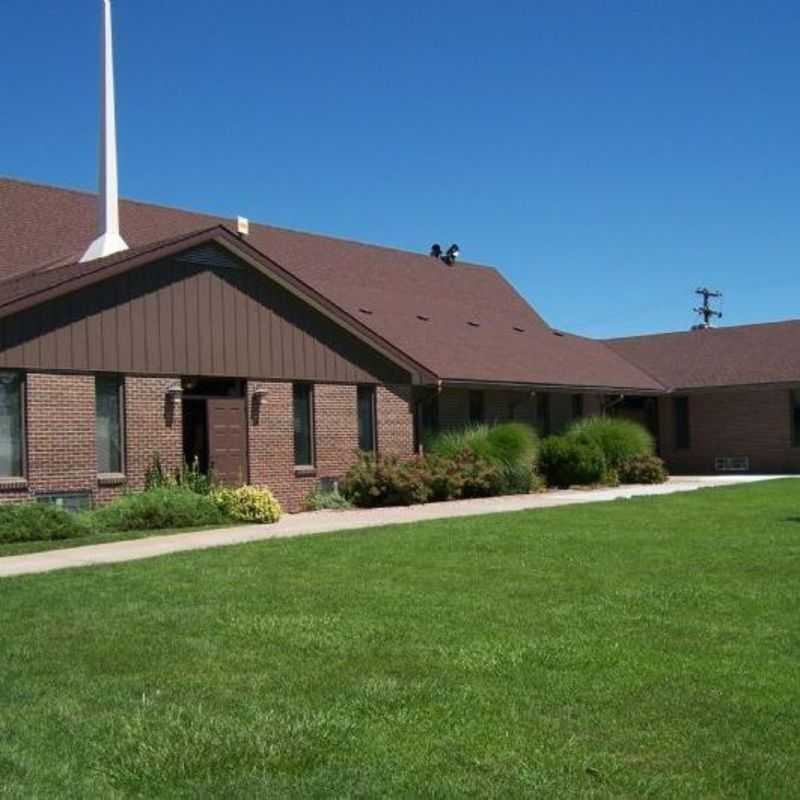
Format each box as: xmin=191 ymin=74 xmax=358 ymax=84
xmin=441 ymin=379 xmax=666 ymax=395
xmin=673 ymin=380 xmax=800 ymax=394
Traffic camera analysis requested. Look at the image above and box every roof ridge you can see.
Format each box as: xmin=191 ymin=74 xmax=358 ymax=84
xmin=605 ymin=317 xmax=800 ymax=342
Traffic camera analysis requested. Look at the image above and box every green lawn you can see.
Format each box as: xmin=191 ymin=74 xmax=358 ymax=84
xmin=1 ymin=480 xmax=799 ymax=798
xmin=0 ymin=523 xmax=238 ymax=558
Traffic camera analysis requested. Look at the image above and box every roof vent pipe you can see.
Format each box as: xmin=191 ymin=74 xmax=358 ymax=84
xmin=80 ymin=0 xmax=129 ymax=263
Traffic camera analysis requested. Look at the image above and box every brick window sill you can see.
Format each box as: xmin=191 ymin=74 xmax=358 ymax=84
xmin=97 ymin=473 xmax=127 ymax=487
xmin=294 ymin=466 xmax=317 ymax=478
xmin=0 ymin=477 xmax=28 ymax=492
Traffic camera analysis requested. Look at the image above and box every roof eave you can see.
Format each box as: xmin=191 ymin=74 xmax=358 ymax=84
xmin=439 ymin=378 xmax=666 ymax=395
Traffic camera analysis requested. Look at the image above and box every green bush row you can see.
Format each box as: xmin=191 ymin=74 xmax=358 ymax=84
xmin=341 ymin=417 xmax=667 ymax=507
xmin=538 ymin=417 xmax=667 ymax=488
xmin=0 ymin=483 xmax=283 ymax=546
xmin=340 ymin=422 xmax=541 ymax=508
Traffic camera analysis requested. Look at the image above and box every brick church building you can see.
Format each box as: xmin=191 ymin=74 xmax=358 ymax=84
xmin=1 ymin=178 xmax=798 ymax=511
xmin=0 ymin=2 xmax=797 ymax=512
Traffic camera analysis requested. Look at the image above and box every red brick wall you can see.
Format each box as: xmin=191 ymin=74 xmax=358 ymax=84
xmin=377 ymin=385 xmax=415 ymax=456
xmin=248 ymin=382 xmax=414 ymax=512
xmin=658 ymin=388 xmax=800 ymax=474
xmin=0 ymin=373 xmax=185 ymax=506
xmin=123 ymin=377 xmax=184 ymax=492
xmin=26 ymin=373 xmax=96 ymax=496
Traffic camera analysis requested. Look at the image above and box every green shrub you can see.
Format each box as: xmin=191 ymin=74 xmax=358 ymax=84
xmin=213 ymin=486 xmax=281 ymax=523
xmin=0 ymin=503 xmax=88 ymax=544
xmin=304 ymin=486 xmax=353 ymax=511
xmin=341 ymin=450 xmax=508 ymax=508
xmin=619 ymin=454 xmax=669 ymax=485
xmin=426 ymin=451 xmax=505 ymax=502
xmin=90 ymin=487 xmax=229 ymax=533
xmin=566 ymin=416 xmax=653 ymax=470
xmin=539 ymin=436 xmax=606 ymax=489
xmin=340 ymin=453 xmax=433 ymax=507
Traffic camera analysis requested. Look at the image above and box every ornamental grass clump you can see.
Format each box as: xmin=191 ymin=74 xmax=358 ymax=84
xmin=485 ymin=422 xmax=539 ymax=467
xmin=566 ymin=416 xmax=654 ymax=471
xmin=425 ymin=424 xmax=494 ymax=462
xmin=426 ymin=422 xmax=540 ymax=496
xmin=213 ymin=486 xmax=282 ymax=523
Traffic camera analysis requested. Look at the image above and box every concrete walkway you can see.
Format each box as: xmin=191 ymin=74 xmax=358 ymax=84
xmin=0 ymin=475 xmax=792 ymax=579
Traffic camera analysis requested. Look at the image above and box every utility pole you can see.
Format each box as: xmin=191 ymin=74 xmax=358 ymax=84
xmin=693 ymin=287 xmax=723 ymax=329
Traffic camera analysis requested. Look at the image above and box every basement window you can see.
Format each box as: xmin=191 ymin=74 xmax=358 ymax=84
xmin=0 ymin=372 xmax=24 ymax=479
xmin=792 ymin=390 xmax=800 ymax=447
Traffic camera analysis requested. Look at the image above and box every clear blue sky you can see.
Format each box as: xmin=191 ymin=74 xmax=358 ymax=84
xmin=2 ymin=1 xmax=798 ymax=337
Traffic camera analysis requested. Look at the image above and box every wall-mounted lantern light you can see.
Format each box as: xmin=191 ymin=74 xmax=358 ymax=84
xmin=165 ymin=382 xmax=184 ymax=401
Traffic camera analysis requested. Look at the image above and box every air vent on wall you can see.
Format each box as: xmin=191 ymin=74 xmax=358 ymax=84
xmin=715 ymin=456 xmax=750 ymax=472
xmin=176 ymin=245 xmax=243 ymax=269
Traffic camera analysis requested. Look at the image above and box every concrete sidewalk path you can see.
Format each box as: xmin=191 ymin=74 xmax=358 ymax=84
xmin=0 ymin=475 xmax=792 ymax=579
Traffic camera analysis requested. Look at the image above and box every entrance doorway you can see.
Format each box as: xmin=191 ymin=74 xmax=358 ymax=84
xmin=182 ymin=379 xmax=248 ymax=486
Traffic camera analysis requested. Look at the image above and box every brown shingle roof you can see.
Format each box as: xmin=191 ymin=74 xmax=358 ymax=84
xmin=605 ymin=321 xmax=800 ymax=390
xmin=0 ymin=177 xmax=662 ymax=391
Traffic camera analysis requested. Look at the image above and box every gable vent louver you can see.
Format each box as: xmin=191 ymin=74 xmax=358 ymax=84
xmin=176 ymin=245 xmax=243 ymax=270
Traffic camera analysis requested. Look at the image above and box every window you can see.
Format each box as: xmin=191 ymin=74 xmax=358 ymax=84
xmin=96 ymin=376 xmax=124 ymax=474
xmin=357 ymin=386 xmax=377 ymax=452
xmin=415 ymin=395 xmax=440 ymax=451
xmin=572 ymin=394 xmax=584 ymax=419
xmin=0 ymin=372 xmax=23 ymax=478
xmin=469 ymin=391 xmax=484 ymax=424
xmin=674 ymin=397 xmax=690 ymax=449
xmin=536 ymin=393 xmax=551 ymax=437
xmin=293 ymin=383 xmax=314 ymax=466
xmin=792 ymin=390 xmax=800 ymax=447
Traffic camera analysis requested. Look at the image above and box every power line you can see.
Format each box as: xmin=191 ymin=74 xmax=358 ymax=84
xmin=692 ymin=287 xmax=723 ymax=329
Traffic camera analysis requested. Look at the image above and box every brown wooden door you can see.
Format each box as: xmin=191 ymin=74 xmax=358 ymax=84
xmin=207 ymin=398 xmax=248 ymax=486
